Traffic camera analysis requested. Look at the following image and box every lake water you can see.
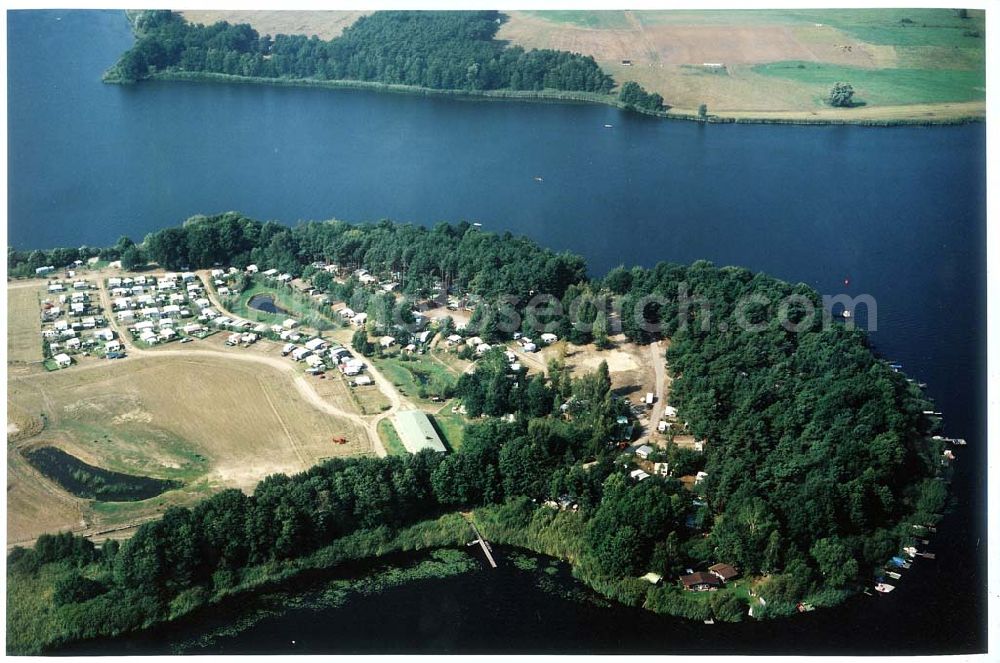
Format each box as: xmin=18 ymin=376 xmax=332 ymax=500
xmin=8 ymin=10 xmax=987 ymax=654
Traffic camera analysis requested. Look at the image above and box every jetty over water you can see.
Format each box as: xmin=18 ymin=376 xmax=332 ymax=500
xmin=464 ymin=517 xmax=497 ymax=568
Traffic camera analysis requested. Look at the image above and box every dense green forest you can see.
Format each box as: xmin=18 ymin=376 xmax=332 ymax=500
xmin=8 ymin=216 xmax=946 ymax=653
xmin=102 ymin=10 xmax=667 ymax=106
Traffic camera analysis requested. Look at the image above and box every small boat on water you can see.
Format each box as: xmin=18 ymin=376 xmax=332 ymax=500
xmin=703 ymin=618 xmax=715 ymax=625
xmin=903 ymin=546 xmax=918 ymax=557
xmin=918 ymin=382 xmax=928 ymax=389
xmin=916 ymin=552 xmax=936 ymax=560
xmin=533 ymin=176 xmax=544 ymax=182
xmin=797 ymin=602 xmax=816 ymax=613
xmin=884 ymin=570 xmax=902 ymax=580
xmin=472 ymin=222 xmax=482 ymax=227
xmin=604 ymin=124 xmax=613 ymax=128
xmin=875 ymin=583 xmax=896 ymax=594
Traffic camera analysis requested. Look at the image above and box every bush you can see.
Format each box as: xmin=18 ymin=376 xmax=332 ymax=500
xmin=53 ymin=574 xmax=107 ymax=606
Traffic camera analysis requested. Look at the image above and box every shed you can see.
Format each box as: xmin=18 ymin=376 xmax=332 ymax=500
xmin=630 ymin=469 xmax=650 ymax=482
xmin=635 ymin=444 xmax=654 ymax=459
xmin=54 ymin=353 xmax=72 ymax=368
xmin=354 ymin=375 xmax=373 ymax=386
xmin=540 ymin=332 xmax=558 ymax=344
xmin=393 ymin=410 xmax=447 ymax=454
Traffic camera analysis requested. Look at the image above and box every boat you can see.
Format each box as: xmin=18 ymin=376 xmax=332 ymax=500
xmin=863 ymin=588 xmax=873 ymax=596
xmin=796 ymin=602 xmax=816 ymax=613
xmin=885 ymin=570 xmax=902 ymax=580
xmin=604 ymin=124 xmax=613 ymax=128
xmin=842 ymin=309 xmax=852 ymax=318
xmin=472 ymin=222 xmax=483 ymax=227
xmin=952 ymin=438 xmax=967 ymax=446
xmin=533 ymin=176 xmax=544 ymax=182
xmin=916 ymin=552 xmax=937 ymax=560
xmin=918 ymin=382 xmax=928 ymax=389
xmin=903 ymin=546 xmax=917 ymax=557
xmin=889 ymin=362 xmax=903 ymax=369
xmin=875 ymin=583 xmax=896 ymax=594
xmin=703 ymin=618 xmax=715 ymax=625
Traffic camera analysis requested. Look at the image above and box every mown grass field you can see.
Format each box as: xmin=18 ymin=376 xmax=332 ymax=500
xmin=752 ymin=61 xmax=985 ymax=106
xmin=7 ymin=354 xmax=369 ymax=545
xmin=377 ymin=418 xmax=407 ymax=456
xmin=7 ymin=284 xmax=44 ymax=364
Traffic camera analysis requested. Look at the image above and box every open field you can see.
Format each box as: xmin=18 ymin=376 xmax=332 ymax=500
xmin=7 ymin=283 xmax=44 ymax=364
xmin=499 ymin=9 xmax=985 ymax=117
xmin=7 ymin=353 xmax=368 ymax=545
xmin=180 ymin=10 xmax=370 ymax=40
xmin=377 ymin=418 xmax=407 ymax=456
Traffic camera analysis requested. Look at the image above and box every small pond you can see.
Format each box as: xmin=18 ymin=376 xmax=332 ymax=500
xmin=24 ymin=446 xmax=181 ymax=501
xmin=247 ymin=293 xmax=289 ymax=315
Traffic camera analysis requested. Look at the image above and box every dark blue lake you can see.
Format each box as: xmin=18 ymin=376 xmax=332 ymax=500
xmin=8 ymin=10 xmax=987 ymax=654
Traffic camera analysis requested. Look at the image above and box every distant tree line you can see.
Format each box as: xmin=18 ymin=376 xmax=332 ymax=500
xmin=107 ymin=10 xmax=615 ymax=96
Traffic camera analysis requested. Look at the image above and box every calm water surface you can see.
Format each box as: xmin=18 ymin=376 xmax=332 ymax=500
xmin=8 ymin=10 xmax=987 ymax=654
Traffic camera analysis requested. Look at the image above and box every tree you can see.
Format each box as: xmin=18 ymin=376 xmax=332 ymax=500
xmin=698 ymin=103 xmax=708 ymax=119
xmin=828 ymin=82 xmax=855 ymax=107
xmin=593 ymin=310 xmax=611 ymax=349
xmin=810 ymin=536 xmax=858 ymax=588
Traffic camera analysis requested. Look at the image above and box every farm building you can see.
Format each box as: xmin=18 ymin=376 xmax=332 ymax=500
xmin=393 ymin=410 xmax=447 ymax=454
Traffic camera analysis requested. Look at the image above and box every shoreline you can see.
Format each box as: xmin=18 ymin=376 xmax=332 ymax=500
xmin=106 ymin=70 xmax=985 ymax=127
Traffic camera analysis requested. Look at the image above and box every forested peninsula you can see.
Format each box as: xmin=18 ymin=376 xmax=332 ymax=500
xmin=7 ymin=215 xmax=950 ymax=653
xmin=102 ymin=10 xmax=668 ymax=114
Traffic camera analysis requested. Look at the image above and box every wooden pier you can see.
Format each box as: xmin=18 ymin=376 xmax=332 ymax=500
xmin=465 ymin=519 xmax=497 ymax=568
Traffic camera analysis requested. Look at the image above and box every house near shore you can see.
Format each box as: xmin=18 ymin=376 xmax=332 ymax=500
xmin=680 ymin=572 xmax=721 ymax=592
xmin=393 ymin=410 xmax=447 ymax=454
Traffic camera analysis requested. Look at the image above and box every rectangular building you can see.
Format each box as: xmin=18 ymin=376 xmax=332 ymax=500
xmin=393 ymin=410 xmax=447 ymax=454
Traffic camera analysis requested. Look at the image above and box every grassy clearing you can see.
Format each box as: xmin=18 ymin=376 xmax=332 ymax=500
xmin=7 ymin=284 xmax=43 ymax=363
xmin=430 ymin=408 xmax=467 ymax=452
xmin=377 ymin=418 xmax=407 ymax=456
xmin=752 ymin=61 xmax=985 ymax=105
xmin=373 ymin=354 xmax=457 ymax=402
xmin=6 ymin=354 xmax=368 ymax=543
xmin=224 ymin=280 xmax=338 ymax=331
xmin=519 ymin=10 xmax=632 ymax=29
